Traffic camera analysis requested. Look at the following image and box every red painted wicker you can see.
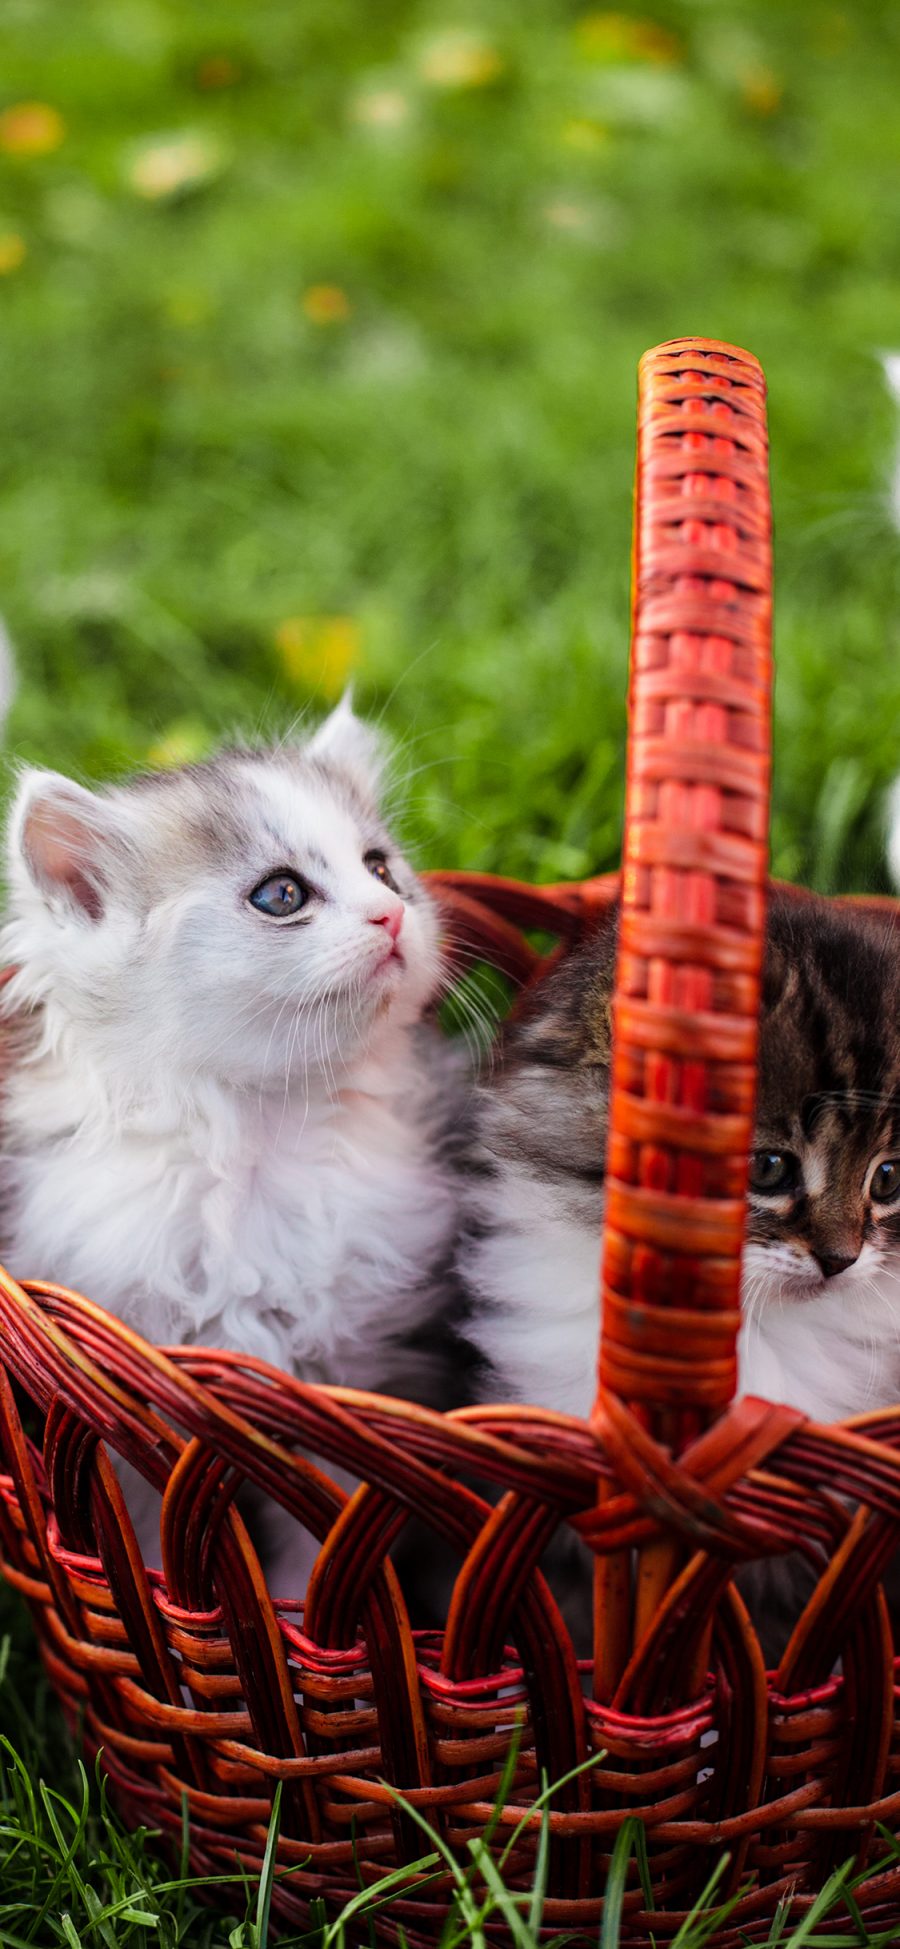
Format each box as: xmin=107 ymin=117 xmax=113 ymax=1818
xmin=3 ymin=338 xmax=900 ymax=1943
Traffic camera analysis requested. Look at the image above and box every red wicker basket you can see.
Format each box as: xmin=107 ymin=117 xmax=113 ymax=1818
xmin=3 ymin=337 xmax=900 ymax=1944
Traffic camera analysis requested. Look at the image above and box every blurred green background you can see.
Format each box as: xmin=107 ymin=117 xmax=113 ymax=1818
xmin=3 ymin=0 xmax=900 ymax=890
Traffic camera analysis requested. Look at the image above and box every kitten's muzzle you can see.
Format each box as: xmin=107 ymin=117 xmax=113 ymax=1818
xmin=367 ymin=900 xmax=405 ymax=970
xmin=815 ymin=1249 xmax=859 ymax=1280
xmin=369 ymin=904 xmax=403 ymax=943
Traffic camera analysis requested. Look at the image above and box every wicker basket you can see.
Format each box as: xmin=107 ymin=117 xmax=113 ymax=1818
xmin=3 ymin=337 xmax=900 ymax=1945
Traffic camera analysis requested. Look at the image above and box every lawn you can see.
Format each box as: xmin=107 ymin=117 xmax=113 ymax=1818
xmin=3 ymin=0 xmax=900 ymax=1938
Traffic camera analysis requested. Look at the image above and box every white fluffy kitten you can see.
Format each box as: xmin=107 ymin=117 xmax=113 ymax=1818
xmin=0 ymin=700 xmax=459 ymax=1585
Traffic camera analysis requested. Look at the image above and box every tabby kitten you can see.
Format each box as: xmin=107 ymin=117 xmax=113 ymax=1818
xmin=461 ymin=892 xmax=900 ymax=1429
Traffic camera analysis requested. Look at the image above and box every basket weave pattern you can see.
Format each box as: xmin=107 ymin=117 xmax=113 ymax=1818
xmin=2 ymin=339 xmax=900 ymax=1943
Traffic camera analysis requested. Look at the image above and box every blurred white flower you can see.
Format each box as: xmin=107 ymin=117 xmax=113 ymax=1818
xmin=350 ymin=86 xmax=411 ymax=130
xmin=882 ymin=352 xmax=900 ymax=529
xmin=127 ymin=131 xmax=227 ymax=201
xmin=0 ymin=618 xmax=17 ymax=733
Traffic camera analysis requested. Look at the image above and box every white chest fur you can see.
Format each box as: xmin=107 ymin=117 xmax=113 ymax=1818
xmin=465 ymin=1187 xmax=900 ymax=1425
xmin=3 ymin=1037 xmax=456 ymax=1391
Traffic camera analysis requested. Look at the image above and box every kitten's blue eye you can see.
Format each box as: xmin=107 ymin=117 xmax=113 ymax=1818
xmin=249 ymin=873 xmax=308 ymax=919
xmin=871 ymin=1160 xmax=900 ymax=1205
xmin=749 ymin=1151 xmax=798 ymax=1195
xmin=365 ymin=851 xmax=398 ymax=892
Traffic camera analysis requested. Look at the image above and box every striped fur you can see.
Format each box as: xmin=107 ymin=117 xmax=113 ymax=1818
xmin=461 ymin=893 xmax=900 ymax=1426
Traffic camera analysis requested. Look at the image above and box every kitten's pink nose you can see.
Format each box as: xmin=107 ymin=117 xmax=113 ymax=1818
xmin=369 ymin=903 xmax=403 ymax=942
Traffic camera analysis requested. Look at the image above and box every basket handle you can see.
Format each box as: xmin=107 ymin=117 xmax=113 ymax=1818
xmin=595 ymin=338 xmax=772 ymax=1453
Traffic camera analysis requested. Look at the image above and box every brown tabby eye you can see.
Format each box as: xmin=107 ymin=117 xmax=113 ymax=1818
xmin=870 ymin=1160 xmax=900 ymax=1205
xmin=749 ymin=1151 xmax=798 ymax=1195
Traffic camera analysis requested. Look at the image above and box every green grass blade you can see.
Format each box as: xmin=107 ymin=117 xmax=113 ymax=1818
xmin=177 ymin=1789 xmax=190 ymax=1930
xmin=321 ymin=1851 xmax=443 ymax=1945
xmin=669 ymin=1856 xmax=734 ymax=1949
xmin=476 ymin=1721 xmax=524 ymax=1857
xmin=526 ymin=1777 xmax=551 ymax=1936
xmin=498 ymin=1747 xmax=607 ymax=1872
xmin=764 ymin=1896 xmax=790 ymax=1946
xmin=467 ymin=1837 xmax=533 ymax=1946
xmin=600 ymin=1818 xmax=644 ymax=1949
xmin=255 ymin=1781 xmax=283 ymax=1949
xmin=838 ymin=1878 xmax=868 ymax=1940
xmin=633 ymin=1820 xmax=654 ymax=1916
xmin=781 ymin=1865 xmax=852 ymax=1948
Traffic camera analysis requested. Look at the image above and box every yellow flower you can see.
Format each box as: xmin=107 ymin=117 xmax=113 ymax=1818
xmin=740 ymin=64 xmax=783 ymax=115
xmin=574 ymin=13 xmax=681 ymax=64
xmin=275 ymin=616 xmax=361 ymax=697
xmin=0 ymin=231 xmax=26 ymax=274
xmin=418 ymin=30 xmax=504 ymax=90
xmin=302 ymin=283 xmax=351 ymax=325
xmin=0 ymin=101 xmax=66 ymax=156
xmin=146 ymin=720 xmax=211 ymax=769
xmin=561 ymin=116 xmax=610 ymax=151
xmin=128 ymin=132 xmax=224 ymax=201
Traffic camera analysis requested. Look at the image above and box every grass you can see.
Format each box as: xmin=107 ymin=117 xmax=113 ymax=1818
xmin=3 ymin=0 xmax=900 ymax=1938
xmin=1 ymin=1631 xmax=899 ymax=1949
xmin=3 ymin=0 xmax=900 ymax=889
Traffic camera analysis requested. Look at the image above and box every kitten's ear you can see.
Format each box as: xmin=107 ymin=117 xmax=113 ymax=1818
xmin=10 ymin=770 xmax=129 ymax=922
xmin=761 ymin=933 xmax=793 ymax=1013
xmin=305 ymin=692 xmax=385 ymax=802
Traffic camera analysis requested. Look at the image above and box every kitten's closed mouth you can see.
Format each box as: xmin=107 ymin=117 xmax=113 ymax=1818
xmin=373 ymin=941 xmax=405 ymax=975
xmin=767 ymin=1274 xmax=840 ymax=1306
